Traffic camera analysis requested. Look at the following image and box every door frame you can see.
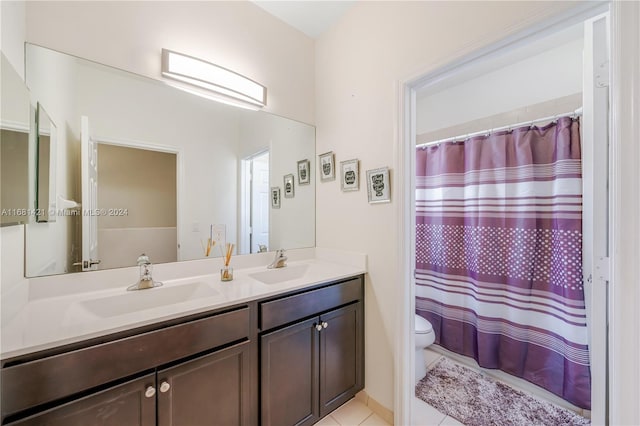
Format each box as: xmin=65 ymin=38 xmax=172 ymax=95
xmin=394 ymin=2 xmax=638 ymax=425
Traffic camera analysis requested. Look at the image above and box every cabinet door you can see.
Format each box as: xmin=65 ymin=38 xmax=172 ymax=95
xmin=319 ymin=302 xmax=364 ymax=418
xmin=9 ymin=373 xmax=156 ymax=426
xmin=261 ymin=317 xmax=319 ymax=426
xmin=157 ymin=340 xmax=253 ymax=426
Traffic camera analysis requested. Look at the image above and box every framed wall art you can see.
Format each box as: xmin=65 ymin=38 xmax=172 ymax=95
xmin=297 ymin=159 xmax=310 ymax=185
xmin=271 ymin=187 xmax=281 ymax=208
xmin=366 ymin=167 xmax=390 ymax=204
xmin=340 ymin=159 xmax=359 ymax=192
xmin=283 ymin=174 xmax=295 ymax=198
xmin=319 ymin=151 xmax=335 ymax=182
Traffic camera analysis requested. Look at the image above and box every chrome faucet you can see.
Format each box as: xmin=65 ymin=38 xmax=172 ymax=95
xmin=127 ymin=254 xmax=163 ymax=291
xmin=267 ymin=249 xmax=287 ymax=269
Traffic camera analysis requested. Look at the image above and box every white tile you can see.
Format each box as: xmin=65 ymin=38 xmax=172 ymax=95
xmin=413 ymin=397 xmax=447 ymax=426
xmin=316 ymin=414 xmax=341 ymax=426
xmin=439 ymin=415 xmax=464 ymax=426
xmin=424 ymin=348 xmax=443 ymax=369
xmin=360 ymin=413 xmax=391 ymax=426
xmin=331 ymin=399 xmax=373 ymax=426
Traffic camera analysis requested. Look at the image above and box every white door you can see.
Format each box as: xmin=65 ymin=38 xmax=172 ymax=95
xmin=251 ymin=152 xmax=270 ymax=253
xmin=81 ymin=116 xmax=100 ymax=271
xmin=582 ymin=13 xmax=610 ymax=425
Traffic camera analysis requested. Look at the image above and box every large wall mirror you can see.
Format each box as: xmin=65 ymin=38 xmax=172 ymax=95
xmin=23 ymin=43 xmax=315 ymax=278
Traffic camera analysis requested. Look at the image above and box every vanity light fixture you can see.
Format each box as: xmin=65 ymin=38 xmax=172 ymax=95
xmin=161 ymin=49 xmax=267 ymax=109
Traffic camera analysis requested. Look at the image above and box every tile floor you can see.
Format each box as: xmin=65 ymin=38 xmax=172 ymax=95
xmin=323 ymin=347 xmax=581 ymax=426
xmin=412 ymin=349 xmax=465 ymax=426
xmin=317 ymin=399 xmax=391 ymax=426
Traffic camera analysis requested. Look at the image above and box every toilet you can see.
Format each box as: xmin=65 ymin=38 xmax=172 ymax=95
xmin=415 ymin=314 xmax=436 ymax=382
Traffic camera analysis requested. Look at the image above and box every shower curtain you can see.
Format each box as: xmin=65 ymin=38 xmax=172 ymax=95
xmin=415 ymin=117 xmax=591 ymax=409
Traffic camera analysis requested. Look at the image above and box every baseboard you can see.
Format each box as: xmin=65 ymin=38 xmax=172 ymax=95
xmin=355 ymin=390 xmax=394 ymax=425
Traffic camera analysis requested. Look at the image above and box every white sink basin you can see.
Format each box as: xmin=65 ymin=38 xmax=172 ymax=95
xmin=249 ymin=264 xmax=309 ymax=285
xmin=78 ymin=281 xmax=221 ymax=318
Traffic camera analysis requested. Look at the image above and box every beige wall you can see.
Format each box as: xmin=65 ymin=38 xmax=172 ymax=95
xmin=25 ymin=1 xmax=315 ymax=125
xmin=315 ymin=0 xmax=577 ymax=411
xmin=97 ymin=144 xmax=176 ymax=229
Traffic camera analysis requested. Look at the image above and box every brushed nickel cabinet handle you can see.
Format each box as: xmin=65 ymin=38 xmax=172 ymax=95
xmin=160 ymin=381 xmax=171 ymax=393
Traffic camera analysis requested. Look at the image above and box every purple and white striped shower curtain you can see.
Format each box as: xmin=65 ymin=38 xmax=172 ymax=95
xmin=415 ymin=117 xmax=591 ymax=409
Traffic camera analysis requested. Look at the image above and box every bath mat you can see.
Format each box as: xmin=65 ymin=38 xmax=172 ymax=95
xmin=415 ymin=358 xmax=590 ymax=426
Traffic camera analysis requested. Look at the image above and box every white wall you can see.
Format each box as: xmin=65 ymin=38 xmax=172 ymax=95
xmin=315 ymin=0 xmax=578 ymax=411
xmin=0 ymin=225 xmax=29 ymax=327
xmin=0 ymin=0 xmax=25 ymax=79
xmin=24 ymin=1 xmax=315 ymax=125
xmin=0 ymin=1 xmax=29 ymax=310
xmin=416 ymin=37 xmax=583 ymax=135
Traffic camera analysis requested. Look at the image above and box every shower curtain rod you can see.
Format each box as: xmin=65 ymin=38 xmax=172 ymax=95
xmin=417 ymin=107 xmax=583 ymax=148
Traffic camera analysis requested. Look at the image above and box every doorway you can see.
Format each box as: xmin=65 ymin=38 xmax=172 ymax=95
xmin=241 ymin=150 xmax=270 ymax=254
xmin=96 ymin=143 xmax=178 ymax=269
xmin=398 ymin=4 xmax=611 ymax=425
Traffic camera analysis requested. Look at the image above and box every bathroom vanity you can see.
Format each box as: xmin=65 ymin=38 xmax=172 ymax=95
xmin=0 ymin=257 xmax=365 ymax=426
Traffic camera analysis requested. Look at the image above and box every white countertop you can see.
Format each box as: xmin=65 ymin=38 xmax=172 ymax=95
xmin=1 ymin=249 xmax=366 ymax=360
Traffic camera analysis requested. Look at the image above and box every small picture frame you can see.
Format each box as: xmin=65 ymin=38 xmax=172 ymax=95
xmin=297 ymin=159 xmax=310 ymax=185
xmin=270 ymin=187 xmax=281 ymax=208
xmin=366 ymin=167 xmax=391 ymax=204
xmin=340 ymin=159 xmax=359 ymax=192
xmin=319 ymin=151 xmax=335 ymax=182
xmin=283 ymin=174 xmax=295 ymax=198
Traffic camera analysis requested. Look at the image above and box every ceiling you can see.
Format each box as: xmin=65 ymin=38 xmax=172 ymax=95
xmin=251 ymin=1 xmax=355 ymax=39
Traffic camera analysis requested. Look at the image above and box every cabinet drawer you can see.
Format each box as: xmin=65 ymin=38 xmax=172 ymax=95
xmin=260 ymin=277 xmax=362 ymax=331
xmin=1 ymin=306 xmax=249 ymax=419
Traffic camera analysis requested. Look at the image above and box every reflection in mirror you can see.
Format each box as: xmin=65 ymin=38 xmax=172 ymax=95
xmin=0 ymin=53 xmax=34 ymax=227
xmin=36 ymin=103 xmax=57 ymax=223
xmin=24 ymin=44 xmax=315 ymax=277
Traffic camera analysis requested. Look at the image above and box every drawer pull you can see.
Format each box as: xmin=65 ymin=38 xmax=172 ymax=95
xmin=145 ymin=386 xmax=156 ymax=398
xmin=322 ymin=321 xmax=328 ymax=329
xmin=160 ymin=381 xmax=171 ymax=393
xmin=315 ymin=324 xmax=323 ymax=331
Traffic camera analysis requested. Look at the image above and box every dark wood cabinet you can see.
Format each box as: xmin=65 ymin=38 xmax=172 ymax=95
xmin=319 ymin=303 xmax=363 ymax=418
xmin=2 ymin=305 xmax=255 ymax=426
xmin=260 ymin=276 xmax=365 ymax=426
xmin=9 ymin=373 xmax=156 ymax=426
xmin=261 ymin=317 xmax=320 ymax=426
xmin=158 ymin=341 xmax=253 ymax=426
xmin=10 ymin=340 xmax=253 ymax=426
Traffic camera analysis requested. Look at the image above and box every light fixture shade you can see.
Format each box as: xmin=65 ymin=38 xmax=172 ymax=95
xmin=161 ymin=49 xmax=266 ymax=108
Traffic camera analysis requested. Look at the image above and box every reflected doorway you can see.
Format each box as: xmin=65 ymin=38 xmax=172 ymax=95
xmin=96 ymin=143 xmax=178 ymax=269
xmin=241 ymin=151 xmax=270 ymax=254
